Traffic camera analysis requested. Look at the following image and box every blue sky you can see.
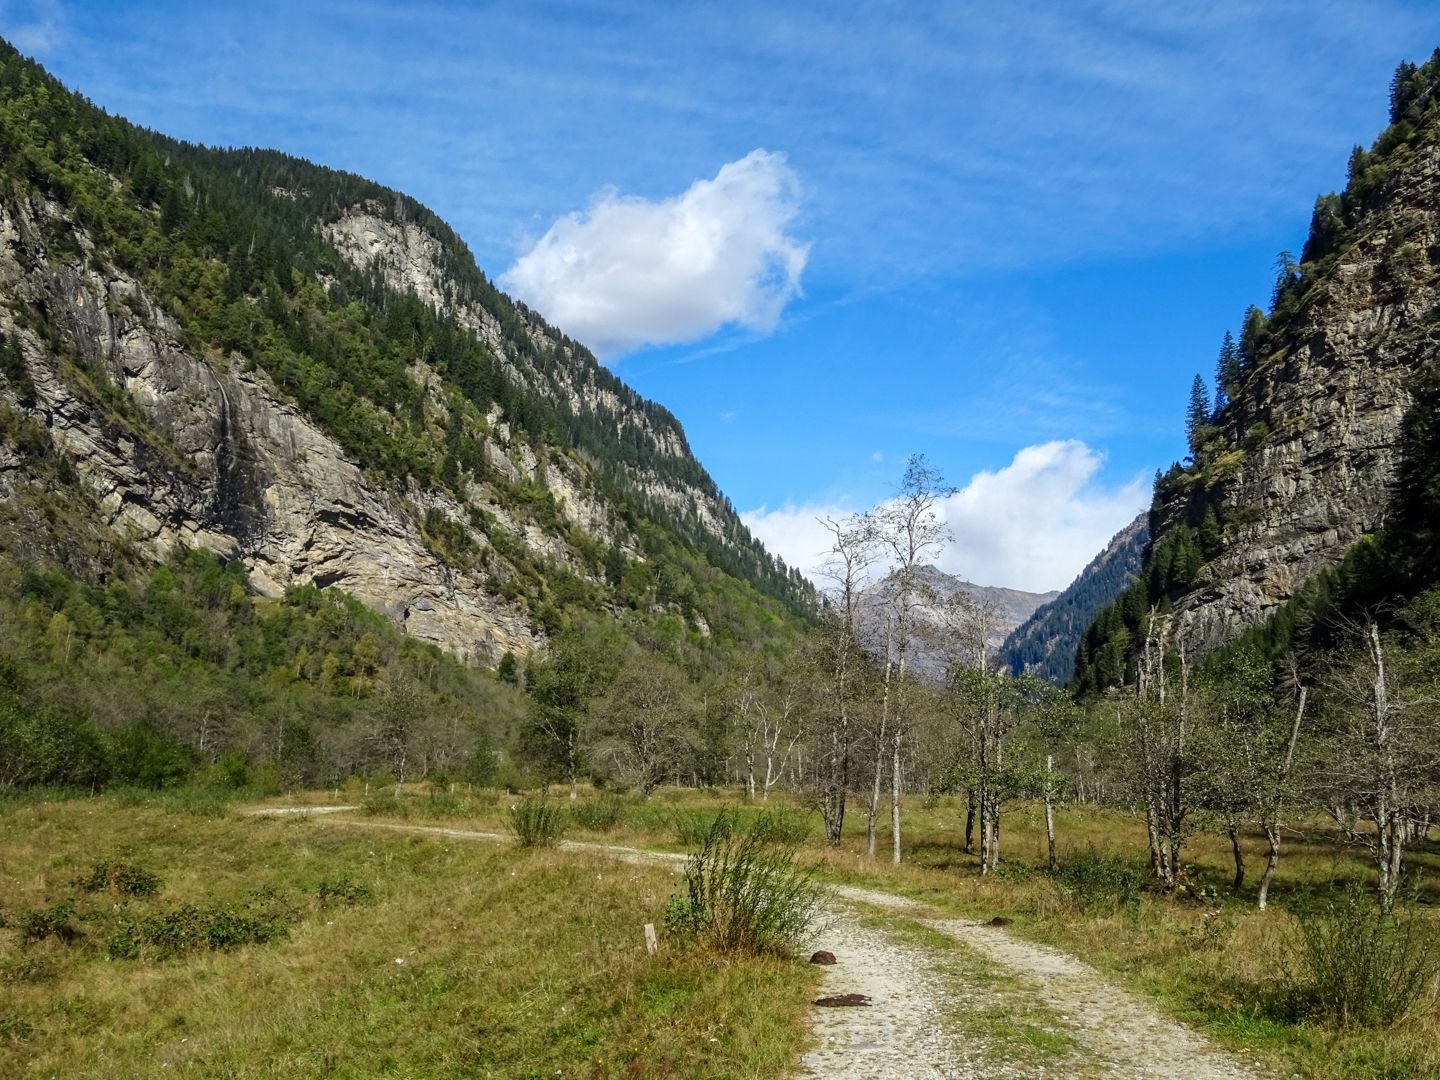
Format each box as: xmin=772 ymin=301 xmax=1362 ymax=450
xmin=3 ymin=1 xmax=1437 ymax=589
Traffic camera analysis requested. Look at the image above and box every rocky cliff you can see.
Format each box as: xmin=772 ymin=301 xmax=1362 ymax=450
xmin=0 ymin=41 xmax=809 ymax=666
xmin=1076 ymin=50 xmax=1440 ymax=684
xmin=858 ymin=564 xmax=1058 ymax=680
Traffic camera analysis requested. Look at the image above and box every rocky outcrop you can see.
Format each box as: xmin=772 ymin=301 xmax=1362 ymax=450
xmin=1 ymin=192 xmax=539 ymax=662
xmin=858 ymin=564 xmax=1058 ymax=680
xmin=1162 ymin=137 xmax=1440 ymax=656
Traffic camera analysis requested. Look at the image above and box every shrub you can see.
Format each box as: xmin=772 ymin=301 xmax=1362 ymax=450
xmin=17 ymin=903 xmax=78 ymax=944
xmin=1051 ymin=848 xmax=1147 ymax=915
xmin=746 ymin=808 xmax=812 ymax=846
xmin=570 ymin=795 xmax=626 ymax=832
xmin=360 ymin=792 xmax=405 ymax=817
xmin=1286 ymin=886 xmax=1440 ymax=1028
xmin=665 ymin=808 xmax=728 ymax=846
xmin=316 ymin=875 xmax=374 ymax=908
xmin=664 ymin=810 xmax=825 ymax=956
xmin=77 ymin=861 xmax=161 ymax=898
xmin=507 ymin=793 xmax=568 ymax=847
xmin=106 ymin=894 xmax=294 ymax=960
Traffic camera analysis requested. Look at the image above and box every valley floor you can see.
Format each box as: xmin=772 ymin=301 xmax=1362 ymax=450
xmin=260 ymin=807 xmax=1259 ymax=1078
xmin=5 ymin=788 xmax=1439 ymax=1077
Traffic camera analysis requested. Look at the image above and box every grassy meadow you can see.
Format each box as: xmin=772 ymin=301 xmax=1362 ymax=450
xmin=4 ymin=784 xmax=1440 ymax=1078
xmin=0 ymin=792 xmax=817 ymax=1078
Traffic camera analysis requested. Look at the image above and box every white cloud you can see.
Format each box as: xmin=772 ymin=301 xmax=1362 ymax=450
xmin=499 ymin=150 xmax=808 ymax=358
xmin=743 ymin=441 xmax=1148 ymax=594
xmin=931 ymin=441 xmax=1148 ymax=593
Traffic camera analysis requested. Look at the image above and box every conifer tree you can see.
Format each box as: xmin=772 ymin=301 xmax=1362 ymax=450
xmin=1215 ymin=330 xmax=1242 ymax=407
xmin=1186 ymin=374 xmax=1211 ymax=456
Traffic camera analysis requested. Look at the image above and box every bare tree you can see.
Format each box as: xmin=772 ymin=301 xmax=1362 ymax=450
xmin=1314 ymin=614 xmax=1440 ymax=911
xmin=811 ymin=515 xmax=879 ymax=845
xmin=1125 ymin=608 xmax=1194 ymax=891
xmin=592 ymin=652 xmax=698 ymax=799
xmin=869 ymin=455 xmax=954 ymax=864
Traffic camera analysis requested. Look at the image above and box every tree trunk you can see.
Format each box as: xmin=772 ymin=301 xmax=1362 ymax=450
xmin=891 ymin=726 xmax=902 ymax=865
xmin=964 ymin=789 xmax=975 ymax=854
xmin=868 ymin=631 xmax=893 ymax=860
xmin=1044 ymin=755 xmax=1057 ymax=872
xmin=1257 ymin=823 xmax=1281 ymax=911
xmin=1227 ymin=824 xmax=1245 ymax=892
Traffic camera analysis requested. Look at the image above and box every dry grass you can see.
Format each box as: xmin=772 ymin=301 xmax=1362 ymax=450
xmin=339 ymin=784 xmax=1440 ymax=1078
xmin=0 ymin=795 xmax=818 ymax=1078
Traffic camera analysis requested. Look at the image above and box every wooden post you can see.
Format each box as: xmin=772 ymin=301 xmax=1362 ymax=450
xmin=644 ymin=923 xmax=658 ymax=956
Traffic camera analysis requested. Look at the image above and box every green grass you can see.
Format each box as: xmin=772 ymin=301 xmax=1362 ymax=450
xmin=14 ymin=784 xmax=1440 ymax=1078
xmin=0 ymin=795 xmax=819 ymax=1078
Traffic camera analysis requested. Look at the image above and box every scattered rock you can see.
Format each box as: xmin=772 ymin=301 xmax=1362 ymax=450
xmin=988 ymin=916 xmax=1014 ymax=927
xmin=810 ymin=950 xmax=837 ymax=965
xmin=815 ymin=993 xmax=871 ymax=1008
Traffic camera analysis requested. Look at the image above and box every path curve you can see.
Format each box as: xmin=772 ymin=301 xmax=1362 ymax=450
xmin=250 ymin=808 xmax=1260 ymax=1079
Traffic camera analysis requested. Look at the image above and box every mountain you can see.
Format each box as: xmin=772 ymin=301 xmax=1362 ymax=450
xmin=1075 ymin=50 xmax=1440 ymax=691
xmin=859 ymin=564 xmax=1057 ymax=680
xmin=0 ymin=40 xmax=825 ymax=790
xmin=999 ymin=512 xmax=1147 ymax=685
xmin=0 ymin=39 xmax=810 ymax=669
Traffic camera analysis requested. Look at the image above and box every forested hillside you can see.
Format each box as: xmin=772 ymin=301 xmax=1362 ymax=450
xmin=0 ymin=39 xmax=810 ymax=792
xmin=999 ymin=512 xmax=1146 ymax=685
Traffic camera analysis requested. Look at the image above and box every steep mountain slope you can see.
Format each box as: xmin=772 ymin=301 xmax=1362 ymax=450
xmin=0 ymin=40 xmax=810 ymax=668
xmin=1075 ymin=51 xmax=1440 ymax=690
xmin=859 ymin=564 xmax=1057 ymax=680
xmin=1000 ymin=512 xmax=1147 ymax=684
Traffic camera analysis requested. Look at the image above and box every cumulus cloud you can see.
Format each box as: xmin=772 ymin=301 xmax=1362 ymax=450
xmin=743 ymin=441 xmax=1147 ymax=594
xmin=499 ymin=150 xmax=808 ymax=358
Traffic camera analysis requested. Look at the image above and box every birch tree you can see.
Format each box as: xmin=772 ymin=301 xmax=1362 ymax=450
xmin=812 ymin=515 xmax=879 ymax=844
xmin=869 ymin=455 xmax=954 ymax=864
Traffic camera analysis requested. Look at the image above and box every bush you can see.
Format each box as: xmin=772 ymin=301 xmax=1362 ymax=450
xmin=665 ymin=808 xmax=728 ymax=846
xmin=316 ymin=875 xmax=374 ymax=908
xmin=747 ymin=808 xmax=812 ymax=846
xmin=1286 ymin=886 xmax=1440 ymax=1028
xmin=106 ymin=893 xmax=294 ymax=960
xmin=663 ymin=810 xmax=825 ymax=956
xmin=77 ymin=861 xmax=161 ymax=898
xmin=570 ymin=795 xmax=626 ymax=832
xmin=17 ymin=903 xmax=78 ymax=944
xmin=507 ymin=793 xmax=568 ymax=847
xmin=1051 ymin=848 xmax=1147 ymax=915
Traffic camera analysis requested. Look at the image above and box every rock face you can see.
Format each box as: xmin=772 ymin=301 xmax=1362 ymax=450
xmin=0 ymin=125 xmax=802 ymax=663
xmin=1000 ymin=512 xmax=1148 ymax=685
xmin=0 ymin=193 xmax=538 ymax=662
xmin=1159 ymin=133 xmax=1440 ymax=656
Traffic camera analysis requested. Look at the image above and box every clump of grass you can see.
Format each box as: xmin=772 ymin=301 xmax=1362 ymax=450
xmin=76 ymin=860 xmax=161 ymax=898
xmin=507 ymin=793 xmax=568 ymax=847
xmin=1285 ymin=885 xmax=1440 ymax=1028
xmin=571 ymin=794 xmax=627 ymax=832
xmin=316 ymin=875 xmax=374 ymax=908
xmin=664 ymin=809 xmax=825 ymax=956
xmin=1050 ymin=847 xmax=1147 ymax=915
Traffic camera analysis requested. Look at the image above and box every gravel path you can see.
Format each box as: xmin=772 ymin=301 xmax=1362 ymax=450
xmin=797 ymin=906 xmax=1027 ymax=1079
xmin=251 ymin=809 xmax=1262 ymax=1079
